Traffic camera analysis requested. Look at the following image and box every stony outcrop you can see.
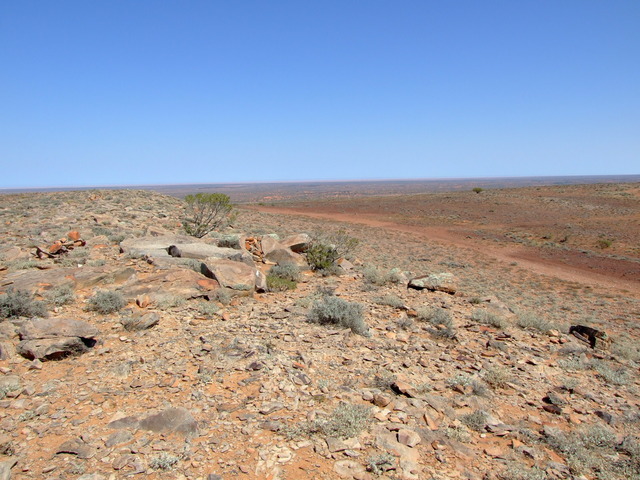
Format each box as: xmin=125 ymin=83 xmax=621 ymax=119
xmin=408 ymin=272 xmax=457 ymax=294
xmin=17 ymin=318 xmax=99 ymax=361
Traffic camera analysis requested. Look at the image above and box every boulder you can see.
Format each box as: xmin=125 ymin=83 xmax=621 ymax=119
xmin=260 ymin=236 xmax=307 ymax=266
xmin=19 ymin=317 xmax=99 ymax=340
xmin=201 ymin=258 xmax=259 ymax=291
xmin=121 ymin=313 xmax=160 ymax=331
xmin=408 ymin=273 xmax=457 ymax=294
xmin=17 ymin=317 xmax=99 ymax=361
xmin=120 ymin=235 xmax=253 ymax=267
xmin=281 ymin=234 xmax=311 ymax=253
xmin=121 ymin=268 xmax=219 ymax=301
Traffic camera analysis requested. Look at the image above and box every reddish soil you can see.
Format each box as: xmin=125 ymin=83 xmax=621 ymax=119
xmin=247 ymin=183 xmax=640 ymax=295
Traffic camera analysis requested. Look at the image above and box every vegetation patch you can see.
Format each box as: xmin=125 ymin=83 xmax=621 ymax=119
xmin=87 ymin=290 xmax=126 ymax=314
xmin=0 ymin=289 xmax=48 ymax=319
xmin=309 ymin=295 xmax=368 ymax=336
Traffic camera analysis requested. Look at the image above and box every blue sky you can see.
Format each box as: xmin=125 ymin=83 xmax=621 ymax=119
xmin=1 ymin=1 xmax=638 ymax=188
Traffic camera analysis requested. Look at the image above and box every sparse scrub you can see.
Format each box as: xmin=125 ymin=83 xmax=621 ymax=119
xmin=8 ymin=259 xmax=39 ymax=270
xmin=288 ymin=403 xmax=371 ymax=440
xmin=308 ymin=295 xmax=368 ymax=336
xmin=375 ymin=294 xmax=404 ymax=308
xmin=0 ymin=288 xmax=48 ymax=319
xmin=417 ymin=307 xmax=456 ymax=339
xmin=483 ymin=366 xmax=511 ymax=389
xmin=182 ymin=193 xmax=236 ymax=238
xmin=306 ymin=229 xmax=359 ymax=272
xmin=446 ymin=373 xmax=488 ymax=396
xmin=461 ymin=410 xmax=488 ymax=432
xmin=87 ymin=290 xmax=126 ymax=314
xmin=516 ymin=312 xmax=554 ymax=333
xmin=149 ymin=452 xmax=180 ymax=470
xmin=267 ymin=264 xmax=300 ymax=291
xmin=498 ymin=464 xmax=549 ymax=480
xmin=156 ymin=294 xmax=185 ymax=310
xmin=196 ymin=301 xmax=219 ymax=317
xmin=471 ymin=309 xmax=507 ymax=329
xmin=592 ymin=359 xmax=630 ymax=386
xmin=363 ymin=265 xmax=404 ymax=286
xmin=372 ymin=371 xmax=397 ymax=391
xmin=44 ymin=284 xmax=76 ymax=307
xmin=366 ymin=453 xmax=396 ymax=475
xmin=211 ymin=289 xmax=232 ymax=305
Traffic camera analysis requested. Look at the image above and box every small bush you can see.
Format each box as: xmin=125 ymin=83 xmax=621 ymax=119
xmin=289 ymin=403 xmax=371 ymax=440
xmin=306 ymin=230 xmax=359 ymax=272
xmin=461 ymin=410 xmax=488 ymax=432
xmin=44 ymin=284 xmax=76 ymax=307
xmin=596 ymin=239 xmax=613 ymax=249
xmin=417 ymin=307 xmax=456 ymax=339
xmin=367 ymin=453 xmax=396 ymax=475
xmin=593 ymin=360 xmax=630 ymax=386
xmin=182 ymin=193 xmax=236 ymax=238
xmin=483 ymin=366 xmax=511 ymax=389
xmin=306 ymin=243 xmax=339 ymax=271
xmin=149 ymin=452 xmax=180 ymax=470
xmin=0 ymin=289 xmax=48 ymax=319
xmin=309 ymin=295 xmax=368 ymax=336
xmin=87 ymin=290 xmax=126 ymax=314
xmin=211 ymin=289 xmax=232 ymax=305
xmin=471 ymin=309 xmax=507 ymax=329
xmin=446 ymin=374 xmax=488 ymax=396
xmin=267 ymin=276 xmax=297 ymax=292
xmin=375 ymin=294 xmax=404 ymax=308
xmin=516 ymin=312 xmax=554 ymax=333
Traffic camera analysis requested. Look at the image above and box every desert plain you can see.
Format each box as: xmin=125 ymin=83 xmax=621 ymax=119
xmin=0 ymin=179 xmax=639 ymax=480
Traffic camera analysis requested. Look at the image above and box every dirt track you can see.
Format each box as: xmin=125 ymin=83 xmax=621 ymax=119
xmin=247 ymin=205 xmax=640 ymax=296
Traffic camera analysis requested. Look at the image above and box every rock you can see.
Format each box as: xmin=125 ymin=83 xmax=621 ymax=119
xmin=569 ymin=325 xmax=610 ymax=350
xmin=56 ymin=437 xmax=96 ymax=458
xmin=17 ymin=318 xmax=99 ymax=361
xmin=260 ymin=236 xmax=306 ymax=266
xmin=408 ymin=273 xmax=457 ymax=294
xmin=105 ymin=430 xmax=133 ymax=447
xmin=397 ymin=428 xmax=421 ymax=447
xmin=337 ymin=258 xmax=354 ymax=271
xmin=0 ymin=342 xmax=14 ymax=360
xmin=0 ymin=459 xmax=17 ymax=480
xmin=333 ymin=460 xmax=365 ymax=478
xmin=19 ymin=318 xmax=99 ymax=341
xmin=138 ymin=407 xmax=198 ymax=436
xmin=201 ymin=258 xmax=259 ymax=292
xmin=391 ymin=380 xmax=419 ymax=398
xmin=281 ymin=234 xmax=311 ymax=253
xmin=120 ymin=235 xmax=253 ymax=265
xmin=18 ymin=337 xmax=96 ymax=361
xmin=122 ymin=268 xmax=218 ymax=301
xmin=121 ymin=313 xmax=160 ymax=331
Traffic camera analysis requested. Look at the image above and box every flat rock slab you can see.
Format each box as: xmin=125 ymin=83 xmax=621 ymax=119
xmin=18 ymin=336 xmax=96 ymax=361
xmin=408 ymin=272 xmax=457 ymax=294
xmin=202 ymin=258 xmax=260 ymax=291
xmin=121 ymin=268 xmax=219 ymax=301
xmin=108 ymin=408 xmax=198 ymax=436
xmin=19 ymin=318 xmax=99 ymax=341
xmin=2 ymin=266 xmax=135 ymax=293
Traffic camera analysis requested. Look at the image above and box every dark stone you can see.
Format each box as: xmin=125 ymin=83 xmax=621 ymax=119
xmin=138 ymin=407 xmax=198 ymax=436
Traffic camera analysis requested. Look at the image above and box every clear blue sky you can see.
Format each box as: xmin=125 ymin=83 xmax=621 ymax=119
xmin=1 ymin=1 xmax=638 ymax=188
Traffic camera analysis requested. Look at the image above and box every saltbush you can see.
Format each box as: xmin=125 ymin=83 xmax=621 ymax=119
xmin=308 ymin=295 xmax=368 ymax=336
xmin=0 ymin=289 xmax=48 ymax=319
xmin=87 ymin=290 xmax=126 ymax=314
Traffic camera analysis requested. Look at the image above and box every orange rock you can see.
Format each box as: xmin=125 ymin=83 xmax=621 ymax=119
xmin=136 ymin=295 xmax=152 ymax=308
xmin=48 ymin=242 xmax=63 ymax=254
xmin=196 ymin=278 xmax=220 ymax=291
xmin=68 ymin=231 xmax=81 ymax=241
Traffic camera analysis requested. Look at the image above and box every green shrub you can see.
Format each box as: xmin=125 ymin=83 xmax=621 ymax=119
xmin=306 ymin=230 xmax=358 ymax=272
xmin=87 ymin=290 xmax=126 ymax=314
xmin=483 ymin=366 xmax=511 ymax=389
xmin=149 ymin=452 xmax=180 ymax=470
xmin=0 ymin=289 xmax=48 ymax=319
xmin=267 ymin=276 xmax=297 ymax=292
xmin=182 ymin=193 xmax=236 ymax=238
xmin=309 ymin=295 xmax=368 ymax=336
xmin=472 ymin=187 xmax=484 ymax=194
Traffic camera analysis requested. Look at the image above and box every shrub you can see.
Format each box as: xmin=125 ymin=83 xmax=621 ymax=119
xmin=375 ymin=294 xmax=404 ymax=308
xmin=87 ymin=290 xmax=126 ymax=314
xmin=363 ymin=265 xmax=404 ymax=286
xmin=306 ymin=230 xmax=359 ymax=272
xmin=149 ymin=452 xmax=179 ymax=470
xmin=182 ymin=193 xmax=236 ymax=238
xmin=461 ymin=410 xmax=488 ymax=432
xmin=289 ymin=403 xmax=372 ymax=440
xmin=471 ymin=309 xmax=507 ymax=329
xmin=308 ymin=295 xmax=368 ymax=336
xmin=417 ymin=307 xmax=456 ymax=339
xmin=44 ymin=284 xmax=76 ymax=307
xmin=472 ymin=187 xmax=484 ymax=194
xmin=0 ymin=289 xmax=48 ymax=319
xmin=483 ymin=366 xmax=511 ymax=389
xmin=367 ymin=453 xmax=396 ymax=475
xmin=516 ymin=312 xmax=554 ymax=333
xmin=269 ymin=264 xmax=300 ymax=282
xmin=267 ymin=276 xmax=297 ymax=292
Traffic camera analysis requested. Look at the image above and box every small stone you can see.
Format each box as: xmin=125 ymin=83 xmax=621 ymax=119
xmin=397 ymin=429 xmax=421 ymax=447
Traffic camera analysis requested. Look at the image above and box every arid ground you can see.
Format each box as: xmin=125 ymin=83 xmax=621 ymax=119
xmin=0 ymin=182 xmax=639 ymax=480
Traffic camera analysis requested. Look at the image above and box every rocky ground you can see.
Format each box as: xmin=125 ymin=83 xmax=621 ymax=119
xmin=0 ymin=188 xmax=639 ymax=480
